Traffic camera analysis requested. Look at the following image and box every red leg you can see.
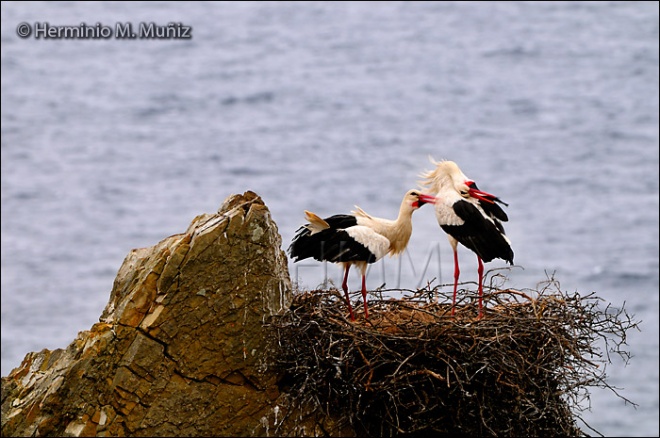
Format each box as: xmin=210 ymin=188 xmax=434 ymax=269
xmin=361 ymin=274 xmax=369 ymax=319
xmin=342 ymin=265 xmax=355 ymax=321
xmin=451 ymin=248 xmax=460 ymax=316
xmin=477 ymin=256 xmax=484 ymax=319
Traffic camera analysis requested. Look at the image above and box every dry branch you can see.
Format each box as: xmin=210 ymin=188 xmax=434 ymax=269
xmin=271 ymin=273 xmax=638 ymax=437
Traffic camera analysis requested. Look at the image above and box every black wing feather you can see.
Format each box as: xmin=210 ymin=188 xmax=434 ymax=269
xmin=288 ymin=214 xmax=377 ymax=264
xmin=444 ymin=200 xmax=514 ymax=264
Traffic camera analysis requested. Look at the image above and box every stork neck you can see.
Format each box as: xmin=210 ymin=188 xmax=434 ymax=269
xmin=394 ymin=199 xmax=415 ymax=224
xmin=380 ymin=200 xmax=413 ymax=256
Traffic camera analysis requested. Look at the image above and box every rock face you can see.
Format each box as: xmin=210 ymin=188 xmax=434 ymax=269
xmin=1 ymin=191 xmax=314 ymax=437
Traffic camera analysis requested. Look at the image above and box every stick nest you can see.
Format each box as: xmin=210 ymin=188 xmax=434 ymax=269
xmin=271 ymin=272 xmax=639 ymax=437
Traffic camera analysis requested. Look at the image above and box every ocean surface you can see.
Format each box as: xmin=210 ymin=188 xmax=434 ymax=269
xmin=2 ymin=2 xmax=658 ymax=436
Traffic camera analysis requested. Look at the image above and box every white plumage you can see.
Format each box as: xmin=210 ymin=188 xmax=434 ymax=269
xmin=344 ymin=226 xmax=390 ymax=261
xmin=421 ymin=159 xmax=514 ymax=318
xmin=289 ymin=189 xmax=436 ymax=320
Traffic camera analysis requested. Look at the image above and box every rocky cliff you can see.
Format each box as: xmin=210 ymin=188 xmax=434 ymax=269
xmin=1 ymin=191 xmax=348 ymax=437
xmin=2 ymin=191 xmax=636 ymax=437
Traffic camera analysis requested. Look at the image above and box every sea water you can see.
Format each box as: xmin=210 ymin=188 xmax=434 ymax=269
xmin=2 ymin=2 xmax=658 ymax=435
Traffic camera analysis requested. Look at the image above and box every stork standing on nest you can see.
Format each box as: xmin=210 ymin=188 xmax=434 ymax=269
xmin=420 ymin=159 xmax=514 ymax=317
xmin=288 ymin=190 xmax=436 ymax=321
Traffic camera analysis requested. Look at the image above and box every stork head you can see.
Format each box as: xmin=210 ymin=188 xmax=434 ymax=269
xmin=422 ymin=160 xmax=495 ymax=202
xmin=421 ymin=158 xmax=506 ymax=207
xmin=419 ymin=159 xmax=465 ymax=194
xmin=404 ymin=189 xmax=437 ymax=210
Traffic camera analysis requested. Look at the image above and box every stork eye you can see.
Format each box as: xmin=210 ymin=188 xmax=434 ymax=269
xmin=411 ymin=191 xmax=419 ymax=197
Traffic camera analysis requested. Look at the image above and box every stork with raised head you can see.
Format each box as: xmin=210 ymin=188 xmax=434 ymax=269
xmin=420 ymin=159 xmax=514 ymax=318
xmin=288 ymin=190 xmax=436 ymax=321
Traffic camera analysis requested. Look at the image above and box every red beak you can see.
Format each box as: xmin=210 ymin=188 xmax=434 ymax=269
xmin=465 ymin=180 xmax=497 ymax=204
xmin=417 ymin=194 xmax=437 ymax=206
xmin=468 ymin=187 xmax=496 ymax=204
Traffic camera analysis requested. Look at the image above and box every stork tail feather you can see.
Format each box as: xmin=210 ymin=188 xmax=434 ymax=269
xmin=304 ymin=210 xmax=330 ymax=235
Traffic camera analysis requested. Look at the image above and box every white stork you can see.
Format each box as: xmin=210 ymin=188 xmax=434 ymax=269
xmin=288 ymin=190 xmax=436 ymax=320
xmin=420 ymin=160 xmax=514 ymax=318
